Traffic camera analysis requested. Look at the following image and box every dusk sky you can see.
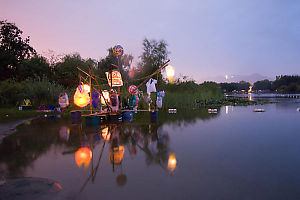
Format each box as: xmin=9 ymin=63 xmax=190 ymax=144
xmin=1 ymin=0 xmax=299 ymax=82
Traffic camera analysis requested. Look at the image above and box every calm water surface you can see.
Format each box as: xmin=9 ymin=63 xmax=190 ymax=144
xmin=1 ymin=99 xmax=300 ymax=200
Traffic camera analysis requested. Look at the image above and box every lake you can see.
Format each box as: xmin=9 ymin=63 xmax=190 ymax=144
xmin=1 ymin=98 xmax=300 ymax=200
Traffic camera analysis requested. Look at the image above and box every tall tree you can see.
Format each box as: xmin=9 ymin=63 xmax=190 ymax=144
xmin=54 ymin=53 xmax=95 ymax=88
xmin=253 ymin=79 xmax=272 ymax=91
xmin=0 ymin=20 xmax=36 ymax=80
xmin=138 ymin=38 xmax=169 ymax=81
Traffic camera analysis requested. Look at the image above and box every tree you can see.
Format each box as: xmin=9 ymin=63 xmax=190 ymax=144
xmin=253 ymin=79 xmax=272 ymax=91
xmin=54 ymin=53 xmax=96 ymax=88
xmin=219 ymin=81 xmax=250 ymax=93
xmin=137 ymin=38 xmax=169 ymax=82
xmin=272 ymin=75 xmax=300 ymax=93
xmin=237 ymin=81 xmax=250 ymax=91
xmin=0 ymin=20 xmax=36 ymax=80
xmin=17 ymin=55 xmax=51 ymax=81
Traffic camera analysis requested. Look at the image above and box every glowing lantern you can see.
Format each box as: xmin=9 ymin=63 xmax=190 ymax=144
xmin=83 ymin=84 xmax=91 ymax=93
xmin=105 ymin=71 xmax=123 ymax=87
xmin=58 ymin=93 xmax=69 ymax=108
xmin=165 ymin=65 xmax=175 ymax=83
xmin=168 ymin=153 xmax=177 ymax=173
xmin=110 ymin=145 xmax=125 ymax=164
xmin=101 ymin=127 xmax=111 ymax=141
xmin=128 ymin=67 xmax=135 ymax=78
xmin=75 ymin=147 xmax=92 ymax=169
xmin=128 ymin=85 xmax=138 ymax=95
xmin=113 ymin=45 xmax=124 ymax=56
xmin=101 ymin=90 xmax=110 ymax=105
xmin=74 ymin=85 xmax=90 ymax=108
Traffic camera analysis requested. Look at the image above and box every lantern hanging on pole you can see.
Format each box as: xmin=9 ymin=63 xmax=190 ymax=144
xmin=101 ymin=90 xmax=110 ymax=105
xmin=113 ymin=45 xmax=124 ymax=56
xmin=58 ymin=93 xmax=69 ymax=108
xmin=128 ymin=67 xmax=135 ymax=78
xmin=128 ymin=85 xmax=138 ymax=95
xmin=74 ymin=84 xmax=90 ymax=108
xmin=105 ymin=71 xmax=123 ymax=87
xmin=165 ymin=65 xmax=175 ymax=83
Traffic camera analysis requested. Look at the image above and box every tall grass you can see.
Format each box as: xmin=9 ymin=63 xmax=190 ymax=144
xmin=138 ymin=81 xmax=223 ymax=110
xmin=0 ymin=77 xmax=71 ymax=107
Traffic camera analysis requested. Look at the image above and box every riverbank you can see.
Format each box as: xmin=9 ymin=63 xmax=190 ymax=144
xmin=0 ymin=117 xmax=36 ymax=143
xmin=0 ymin=109 xmax=42 ymax=124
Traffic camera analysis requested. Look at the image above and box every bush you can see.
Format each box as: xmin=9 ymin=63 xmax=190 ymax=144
xmin=0 ymin=77 xmax=71 ymax=107
xmin=23 ymin=77 xmax=70 ymax=106
xmin=0 ymin=79 xmax=24 ymax=107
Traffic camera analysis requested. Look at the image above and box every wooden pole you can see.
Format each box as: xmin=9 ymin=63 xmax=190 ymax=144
xmin=77 ymin=66 xmax=112 ymax=112
xmin=89 ymin=67 xmax=92 ymax=115
xmin=155 ymin=72 xmax=159 ymax=110
xmin=126 ymin=60 xmax=170 ymax=98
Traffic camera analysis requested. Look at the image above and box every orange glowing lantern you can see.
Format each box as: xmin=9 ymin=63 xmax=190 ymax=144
xmin=100 ymin=90 xmax=110 ymax=105
xmin=165 ymin=65 xmax=175 ymax=83
xmin=75 ymin=147 xmax=92 ymax=169
xmin=128 ymin=67 xmax=135 ymax=78
xmin=168 ymin=153 xmax=177 ymax=173
xmin=105 ymin=71 xmax=123 ymax=87
xmin=73 ymin=85 xmax=90 ymax=108
xmin=109 ymin=145 xmax=125 ymax=164
xmin=101 ymin=127 xmax=111 ymax=141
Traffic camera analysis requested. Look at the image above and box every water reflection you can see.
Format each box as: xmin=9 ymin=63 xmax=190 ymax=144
xmin=168 ymin=153 xmax=177 ymax=173
xmin=59 ymin=126 xmax=70 ymax=142
xmin=1 ymin=103 xmax=299 ymax=199
xmin=0 ymin=109 xmax=219 ymax=194
xmin=77 ymin=123 xmax=175 ymax=190
xmin=75 ymin=147 xmax=92 ymax=169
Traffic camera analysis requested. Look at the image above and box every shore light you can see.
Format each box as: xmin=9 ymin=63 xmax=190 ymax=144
xmin=75 ymin=147 xmax=92 ymax=169
xmin=74 ymin=85 xmax=90 ymax=108
xmin=248 ymin=85 xmax=253 ymax=94
xmin=168 ymin=153 xmax=177 ymax=173
xmin=165 ymin=65 xmax=175 ymax=83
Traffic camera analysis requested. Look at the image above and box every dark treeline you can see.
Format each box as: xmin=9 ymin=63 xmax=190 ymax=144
xmin=0 ymin=20 xmax=221 ymax=108
xmin=220 ymin=76 xmax=300 ymax=94
xmin=219 ymin=81 xmax=251 ymax=93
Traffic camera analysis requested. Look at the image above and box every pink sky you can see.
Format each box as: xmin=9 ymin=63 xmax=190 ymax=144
xmin=1 ymin=0 xmax=299 ymax=82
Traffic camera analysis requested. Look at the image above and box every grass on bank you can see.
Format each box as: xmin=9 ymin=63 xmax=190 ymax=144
xmin=0 ymin=108 xmax=67 ymax=124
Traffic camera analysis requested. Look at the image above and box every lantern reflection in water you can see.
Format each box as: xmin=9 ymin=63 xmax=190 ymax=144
xmin=168 ymin=153 xmax=177 ymax=173
xmin=110 ymin=146 xmax=125 ymax=164
xmin=75 ymin=147 xmax=92 ymax=169
xmin=59 ymin=126 xmax=70 ymax=142
xmin=74 ymin=85 xmax=90 ymax=108
xmin=101 ymin=127 xmax=111 ymax=141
